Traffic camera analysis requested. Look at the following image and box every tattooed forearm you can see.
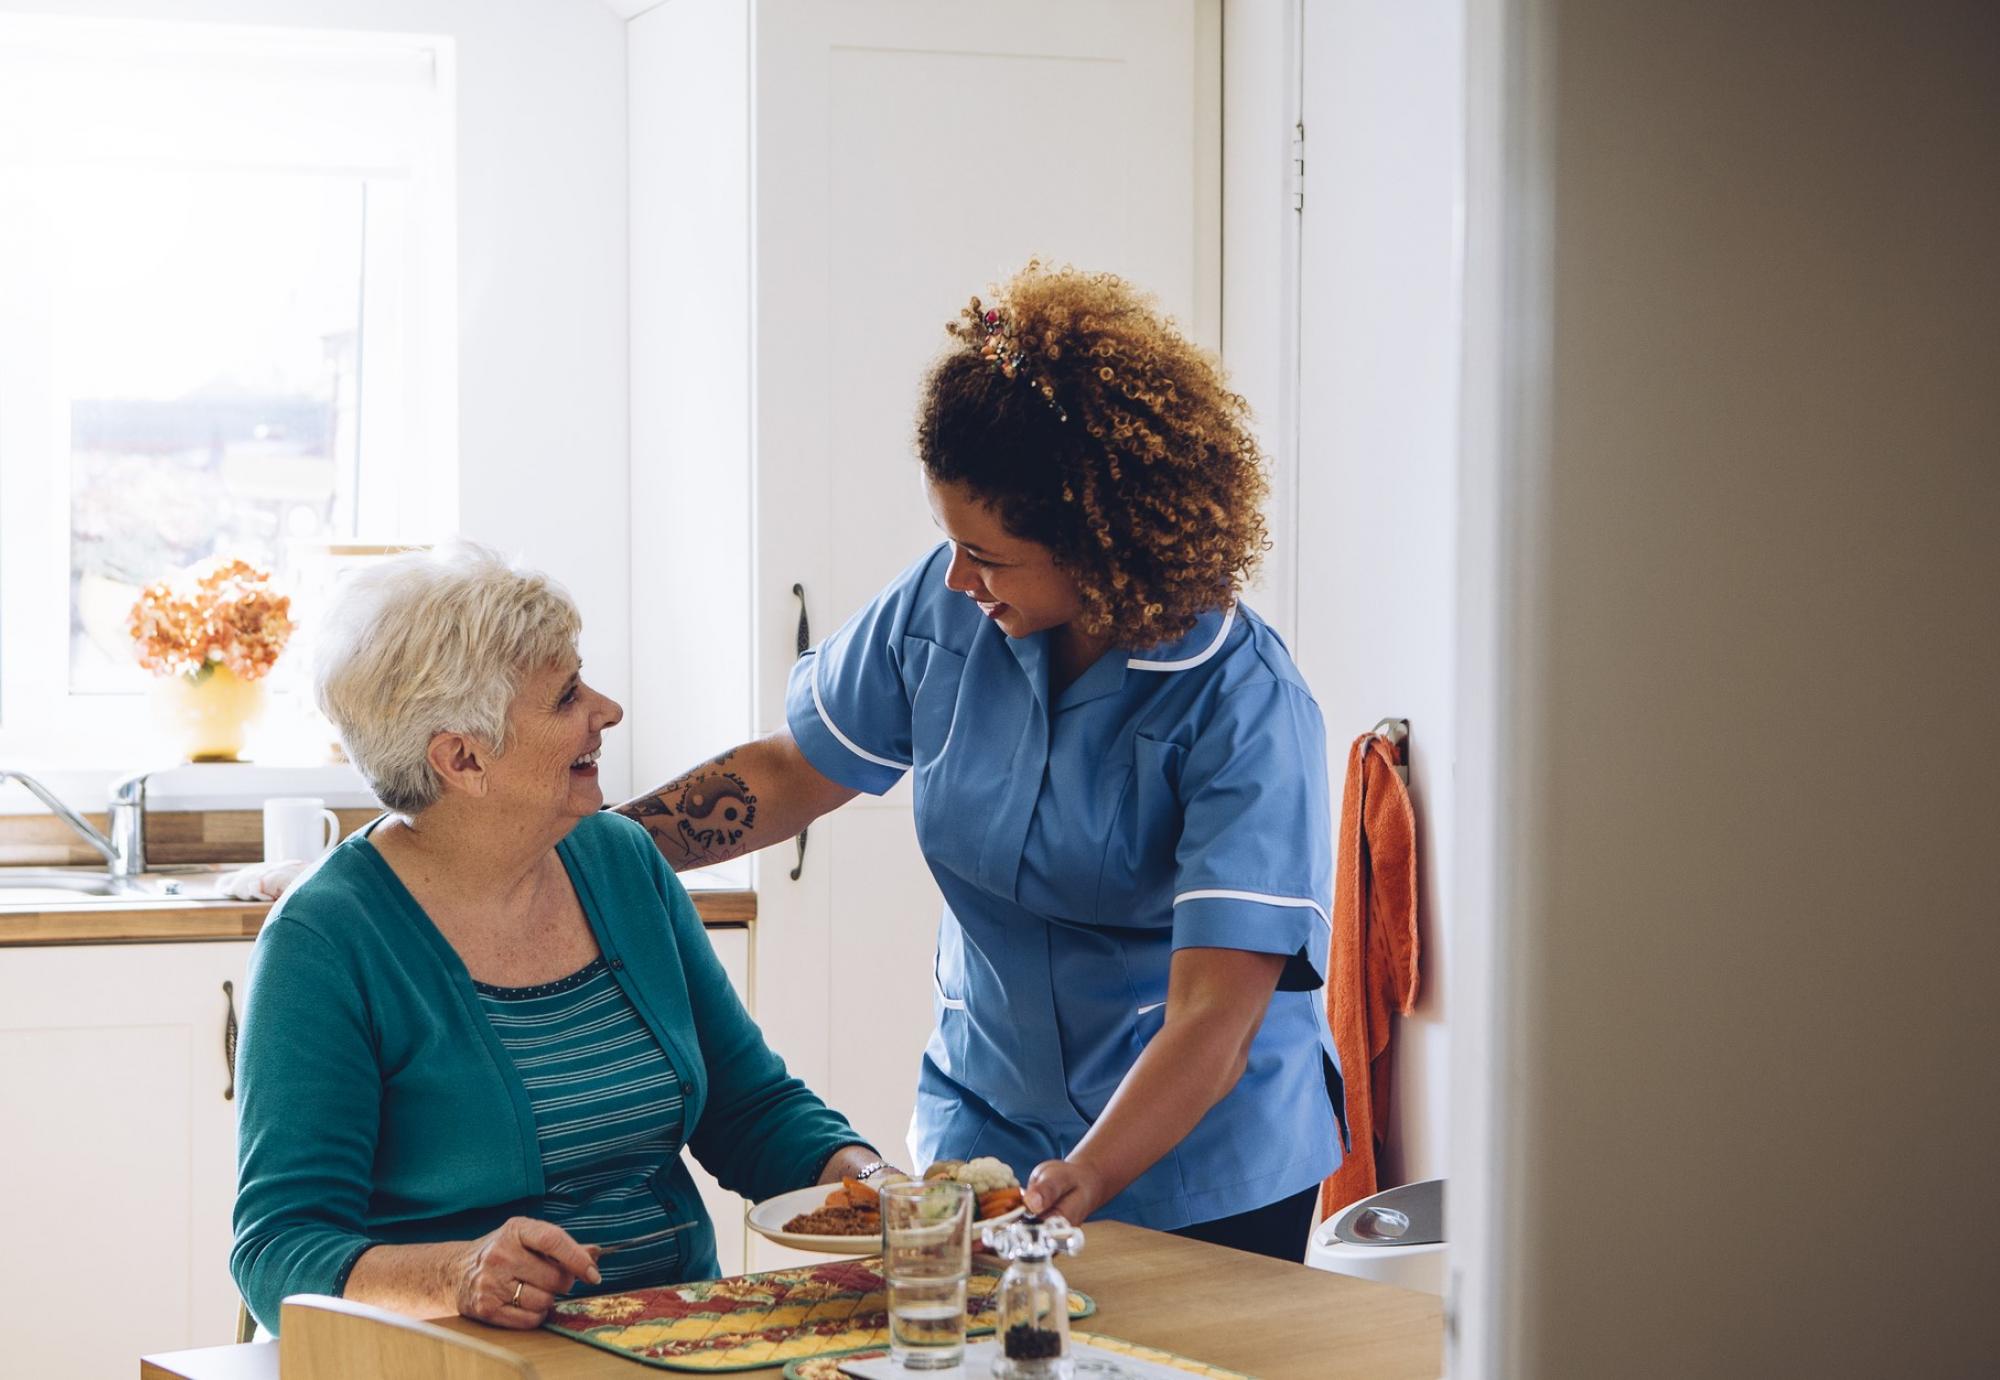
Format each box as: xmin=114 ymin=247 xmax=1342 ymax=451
xmin=672 ymin=767 xmax=757 ymax=855
xmin=617 ymin=751 xmax=755 ymax=871
xmin=617 ymin=732 xmax=860 ymax=873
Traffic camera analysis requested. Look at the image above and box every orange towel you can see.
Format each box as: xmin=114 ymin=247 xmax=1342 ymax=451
xmin=1319 ymin=730 xmax=1421 ymax=1220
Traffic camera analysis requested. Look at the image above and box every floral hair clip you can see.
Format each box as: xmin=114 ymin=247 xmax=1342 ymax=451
xmin=973 ymin=298 xmax=1068 ymax=422
xmin=976 ymin=301 xmax=1025 ymax=378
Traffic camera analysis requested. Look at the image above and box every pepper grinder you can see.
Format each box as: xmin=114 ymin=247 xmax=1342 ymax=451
xmin=980 ymin=1214 xmax=1084 ymax=1379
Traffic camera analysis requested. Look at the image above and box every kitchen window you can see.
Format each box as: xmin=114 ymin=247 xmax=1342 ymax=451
xmin=0 ymin=17 xmax=456 ymax=770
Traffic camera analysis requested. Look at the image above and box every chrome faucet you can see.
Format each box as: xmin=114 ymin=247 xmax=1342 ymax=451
xmin=107 ymin=769 xmax=154 ymax=878
xmin=0 ymin=768 xmax=155 ymax=878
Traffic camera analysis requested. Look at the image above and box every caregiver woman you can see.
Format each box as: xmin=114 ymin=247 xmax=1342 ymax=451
xmin=621 ymin=262 xmax=1344 ymax=1261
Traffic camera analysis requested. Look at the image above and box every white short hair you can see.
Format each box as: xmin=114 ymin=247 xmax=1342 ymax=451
xmin=313 ymin=543 xmax=582 ymax=814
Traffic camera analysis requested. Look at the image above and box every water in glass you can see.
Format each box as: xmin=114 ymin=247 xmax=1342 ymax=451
xmin=881 ymin=1179 xmax=972 ymax=1370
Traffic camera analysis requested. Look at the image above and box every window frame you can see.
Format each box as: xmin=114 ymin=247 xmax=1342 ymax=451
xmin=0 ymin=17 xmax=457 ymax=778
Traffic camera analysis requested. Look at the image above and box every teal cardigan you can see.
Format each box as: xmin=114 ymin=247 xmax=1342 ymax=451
xmin=230 ymin=811 xmax=864 ymax=1331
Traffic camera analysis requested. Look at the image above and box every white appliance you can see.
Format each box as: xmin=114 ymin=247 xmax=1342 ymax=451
xmin=1305 ymin=1178 xmax=1447 ymax=1296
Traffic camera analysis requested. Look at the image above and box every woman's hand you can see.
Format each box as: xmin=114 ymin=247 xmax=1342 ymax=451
xmin=816 ymin=1143 xmax=907 ymax=1186
xmin=454 ymin=1217 xmax=603 ymax=1328
xmin=1023 ymin=1157 xmax=1113 ymax=1224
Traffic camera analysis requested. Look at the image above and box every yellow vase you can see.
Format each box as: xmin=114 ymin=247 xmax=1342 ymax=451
xmin=153 ymin=663 xmax=268 ymax=763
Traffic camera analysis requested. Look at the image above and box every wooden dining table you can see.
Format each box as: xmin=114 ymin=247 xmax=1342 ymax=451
xmin=140 ymin=1222 xmax=1443 ymax=1380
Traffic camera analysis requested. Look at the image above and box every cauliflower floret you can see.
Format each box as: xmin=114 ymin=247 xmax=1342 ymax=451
xmin=952 ymin=1156 xmax=1017 ymax=1195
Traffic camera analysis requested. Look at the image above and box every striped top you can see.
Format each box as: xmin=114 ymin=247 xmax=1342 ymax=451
xmin=475 ymin=956 xmax=690 ymax=1291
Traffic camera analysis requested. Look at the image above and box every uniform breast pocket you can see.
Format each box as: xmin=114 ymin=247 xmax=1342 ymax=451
xmin=902 ymin=636 xmax=965 ymax=763
xmin=1094 ymin=733 xmax=1185 ymax=924
xmin=909 ymin=639 xmax=981 ymax=878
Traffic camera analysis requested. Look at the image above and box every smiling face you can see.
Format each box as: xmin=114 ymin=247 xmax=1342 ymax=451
xmin=926 ymin=478 xmax=1086 ymax=639
xmin=484 ymin=653 xmax=625 ymax=824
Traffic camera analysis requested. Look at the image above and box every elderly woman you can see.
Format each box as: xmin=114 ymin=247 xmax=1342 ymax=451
xmin=231 ymin=545 xmax=883 ymax=1334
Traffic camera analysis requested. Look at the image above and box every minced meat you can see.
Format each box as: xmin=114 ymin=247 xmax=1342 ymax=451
xmin=783 ymin=1204 xmax=882 ymax=1236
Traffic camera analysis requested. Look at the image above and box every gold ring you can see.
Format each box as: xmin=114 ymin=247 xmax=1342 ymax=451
xmin=509 ymin=1280 xmax=525 ymax=1306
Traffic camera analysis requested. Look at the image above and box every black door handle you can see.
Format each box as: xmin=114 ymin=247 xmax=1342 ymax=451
xmin=222 ymin=979 xmax=239 ymax=1101
xmin=792 ymin=584 xmax=810 ymax=879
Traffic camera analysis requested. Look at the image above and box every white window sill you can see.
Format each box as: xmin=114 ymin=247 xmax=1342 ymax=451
xmin=0 ymin=761 xmax=379 ymax=816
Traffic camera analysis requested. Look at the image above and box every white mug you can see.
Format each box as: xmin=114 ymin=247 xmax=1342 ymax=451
xmin=263 ymin=797 xmax=341 ymax=864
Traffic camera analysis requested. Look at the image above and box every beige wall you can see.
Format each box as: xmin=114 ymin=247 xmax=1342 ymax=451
xmin=1500 ymin=1 xmax=1999 ymax=1374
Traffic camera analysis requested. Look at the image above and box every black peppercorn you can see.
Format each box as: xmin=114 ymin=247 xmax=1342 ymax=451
xmin=1004 ymin=1323 xmax=1063 ymax=1359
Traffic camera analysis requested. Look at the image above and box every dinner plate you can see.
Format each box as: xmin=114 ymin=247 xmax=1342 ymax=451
xmin=745 ymin=1184 xmax=880 ymax=1254
xmin=745 ymin=1184 xmax=1029 ymax=1255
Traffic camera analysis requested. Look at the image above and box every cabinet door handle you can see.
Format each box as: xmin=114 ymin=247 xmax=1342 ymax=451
xmin=222 ymin=979 xmax=239 ymax=1102
xmin=791 ymin=583 xmax=810 ymax=879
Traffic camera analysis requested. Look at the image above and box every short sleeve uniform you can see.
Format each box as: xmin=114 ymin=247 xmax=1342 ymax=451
xmin=787 ymin=544 xmax=1343 ymax=1228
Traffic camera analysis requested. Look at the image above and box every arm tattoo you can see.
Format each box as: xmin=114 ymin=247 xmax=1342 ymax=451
xmin=618 ymin=750 xmax=759 ymax=870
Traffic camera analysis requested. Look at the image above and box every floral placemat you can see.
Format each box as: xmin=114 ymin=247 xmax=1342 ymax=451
xmin=544 ymin=1255 xmax=1092 ymax=1372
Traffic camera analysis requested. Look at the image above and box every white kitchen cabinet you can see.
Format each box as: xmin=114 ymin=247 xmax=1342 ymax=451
xmin=0 ymin=941 xmax=251 ymax=1380
xmin=629 ymin=0 xmax=1218 ymax=1217
xmin=682 ymin=922 xmax=753 ymax=1276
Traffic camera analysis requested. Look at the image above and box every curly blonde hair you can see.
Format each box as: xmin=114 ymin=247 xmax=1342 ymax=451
xmin=916 ymin=261 xmax=1267 ymax=647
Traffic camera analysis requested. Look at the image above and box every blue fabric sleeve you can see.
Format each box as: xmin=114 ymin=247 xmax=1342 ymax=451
xmin=1169 ymin=679 xmax=1335 ymax=990
xmin=785 ymin=551 xmax=945 ymax=795
xmin=230 ymin=914 xmax=381 ymax=1332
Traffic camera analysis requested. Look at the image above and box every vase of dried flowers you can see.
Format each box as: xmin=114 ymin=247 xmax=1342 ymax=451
xmin=128 ymin=557 xmax=294 ymax=763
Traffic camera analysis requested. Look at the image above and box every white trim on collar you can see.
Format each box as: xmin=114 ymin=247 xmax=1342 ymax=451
xmin=1127 ymin=605 xmax=1237 ymax=673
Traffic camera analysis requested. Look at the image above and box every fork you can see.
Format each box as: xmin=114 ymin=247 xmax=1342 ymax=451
xmin=595 ymin=1221 xmax=697 ymax=1255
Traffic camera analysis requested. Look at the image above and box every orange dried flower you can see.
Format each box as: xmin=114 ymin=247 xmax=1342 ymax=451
xmin=127 ymin=556 xmax=294 ymax=682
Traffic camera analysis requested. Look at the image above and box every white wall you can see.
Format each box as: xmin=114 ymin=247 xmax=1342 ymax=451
xmin=1484 ymin=2 xmax=2000 ymax=1374
xmin=626 ymin=0 xmax=751 ymax=837
xmin=1296 ymin=0 xmax=1463 ymax=1194
xmin=1220 ymin=0 xmax=1298 ymax=647
xmin=1225 ymin=0 xmax=1463 ymax=1197
xmin=0 ymin=0 xmax=632 ymax=798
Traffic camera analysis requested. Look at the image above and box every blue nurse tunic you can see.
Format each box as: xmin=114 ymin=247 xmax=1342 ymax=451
xmin=786 ymin=544 xmax=1345 ymax=1229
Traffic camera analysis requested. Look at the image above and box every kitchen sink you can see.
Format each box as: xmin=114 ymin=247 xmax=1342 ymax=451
xmin=0 ymin=867 xmax=237 ymax=906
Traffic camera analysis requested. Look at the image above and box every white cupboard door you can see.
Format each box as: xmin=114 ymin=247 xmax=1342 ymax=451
xmin=820 ymin=805 xmax=945 ymax=1166
xmin=1292 ymin=0 xmax=1464 ymax=1188
xmin=748 ymin=0 xmax=1220 ymax=1134
xmin=682 ymin=925 xmax=752 ymax=1277
xmin=201 ymin=944 xmax=254 ymax=1341
xmin=0 ymin=941 xmax=251 ymax=1379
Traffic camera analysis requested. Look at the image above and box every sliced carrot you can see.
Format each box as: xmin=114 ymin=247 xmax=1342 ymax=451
xmin=823 ymin=1188 xmax=852 ymax=1208
xmin=842 ymin=1176 xmax=881 ymax=1208
xmin=977 ymin=1187 xmax=1024 ymax=1220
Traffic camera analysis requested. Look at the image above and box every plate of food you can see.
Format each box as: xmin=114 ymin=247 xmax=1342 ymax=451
xmin=746 ymin=1158 xmax=1029 ymax=1254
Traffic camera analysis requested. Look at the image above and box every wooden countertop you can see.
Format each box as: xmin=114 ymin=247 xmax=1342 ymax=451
xmin=0 ymin=884 xmax=755 ymax=946
xmin=141 ymin=1221 xmax=1445 ymax=1380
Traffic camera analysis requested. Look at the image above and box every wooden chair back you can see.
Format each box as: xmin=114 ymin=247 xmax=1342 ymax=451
xmin=278 ymin=1295 xmax=538 ymax=1380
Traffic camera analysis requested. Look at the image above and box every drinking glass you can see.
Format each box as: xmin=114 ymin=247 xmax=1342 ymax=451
xmin=880 ymin=1178 xmax=972 ymax=1370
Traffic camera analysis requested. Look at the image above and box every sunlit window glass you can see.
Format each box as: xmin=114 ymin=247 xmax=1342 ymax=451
xmin=53 ymin=169 xmax=367 ymax=694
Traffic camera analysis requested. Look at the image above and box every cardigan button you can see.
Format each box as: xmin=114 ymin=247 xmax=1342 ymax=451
xmin=609 ymin=957 xmax=625 ymax=970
